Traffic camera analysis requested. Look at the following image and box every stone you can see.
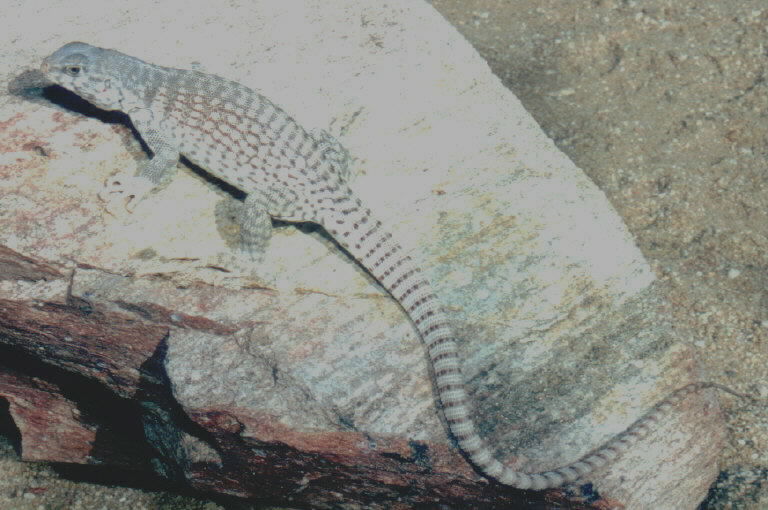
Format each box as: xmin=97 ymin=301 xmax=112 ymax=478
xmin=0 ymin=1 xmax=724 ymax=508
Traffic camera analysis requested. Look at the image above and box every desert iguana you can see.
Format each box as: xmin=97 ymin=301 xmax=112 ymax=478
xmin=40 ymin=42 xmax=741 ymax=490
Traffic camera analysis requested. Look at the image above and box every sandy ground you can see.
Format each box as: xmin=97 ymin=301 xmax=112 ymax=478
xmin=2 ymin=1 xmax=767 ymax=509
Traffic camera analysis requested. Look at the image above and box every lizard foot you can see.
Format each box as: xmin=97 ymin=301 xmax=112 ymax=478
xmin=98 ymin=173 xmax=156 ymax=215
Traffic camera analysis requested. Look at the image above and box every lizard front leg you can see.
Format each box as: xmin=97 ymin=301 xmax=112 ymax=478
xmin=100 ymin=108 xmax=181 ymax=212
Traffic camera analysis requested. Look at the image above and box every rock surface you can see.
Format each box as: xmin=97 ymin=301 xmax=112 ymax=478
xmin=0 ymin=1 xmax=724 ymax=508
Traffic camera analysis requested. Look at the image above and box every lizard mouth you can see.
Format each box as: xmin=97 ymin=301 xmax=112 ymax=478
xmin=38 ymin=60 xmax=59 ymax=86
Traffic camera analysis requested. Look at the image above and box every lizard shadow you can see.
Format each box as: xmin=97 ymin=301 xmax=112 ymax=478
xmin=15 ymin=73 xmax=128 ymax=126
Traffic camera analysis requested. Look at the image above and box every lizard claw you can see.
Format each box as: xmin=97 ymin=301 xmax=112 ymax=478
xmin=98 ymin=174 xmax=155 ymax=215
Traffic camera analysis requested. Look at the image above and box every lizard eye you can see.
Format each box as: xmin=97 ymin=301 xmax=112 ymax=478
xmin=64 ymin=65 xmax=83 ymax=76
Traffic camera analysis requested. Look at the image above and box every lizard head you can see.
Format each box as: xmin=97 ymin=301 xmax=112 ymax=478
xmin=41 ymin=42 xmax=131 ymax=111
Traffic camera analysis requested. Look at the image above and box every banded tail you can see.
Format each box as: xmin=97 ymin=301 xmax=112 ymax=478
xmin=319 ymin=192 xmax=731 ymax=490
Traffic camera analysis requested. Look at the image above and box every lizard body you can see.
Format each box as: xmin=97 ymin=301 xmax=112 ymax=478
xmin=40 ymin=42 xmax=724 ymax=490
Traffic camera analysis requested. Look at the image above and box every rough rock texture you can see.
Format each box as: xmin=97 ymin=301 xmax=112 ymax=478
xmin=429 ymin=2 xmax=768 ymax=508
xmin=0 ymin=1 xmax=724 ymax=508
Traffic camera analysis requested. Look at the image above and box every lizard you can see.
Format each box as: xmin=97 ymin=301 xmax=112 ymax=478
xmin=39 ymin=42 xmax=742 ymax=491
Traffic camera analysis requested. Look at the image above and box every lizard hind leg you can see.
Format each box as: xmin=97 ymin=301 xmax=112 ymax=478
xmin=217 ymin=183 xmax=314 ymax=262
xmin=215 ymin=196 xmax=273 ymax=263
xmin=309 ymin=128 xmax=351 ymax=183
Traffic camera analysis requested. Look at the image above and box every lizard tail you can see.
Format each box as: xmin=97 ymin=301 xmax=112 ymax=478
xmin=320 ymin=198 xmax=724 ymax=490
